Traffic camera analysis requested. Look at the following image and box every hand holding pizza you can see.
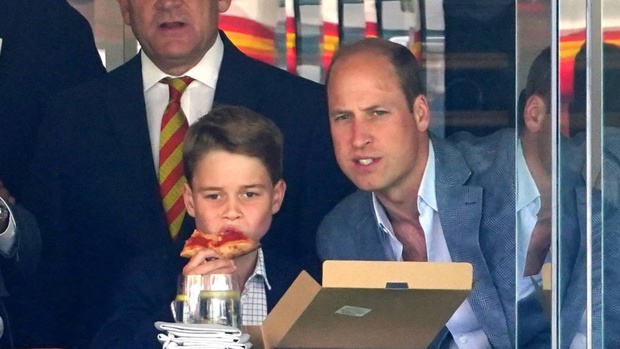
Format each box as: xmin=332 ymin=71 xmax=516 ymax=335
xmin=182 ymin=249 xmax=237 ymax=276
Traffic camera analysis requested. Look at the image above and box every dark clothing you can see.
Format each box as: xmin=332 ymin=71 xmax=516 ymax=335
xmin=22 ymin=32 xmax=353 ymax=348
xmin=91 ymin=246 xmax=303 ymax=349
xmin=0 ymin=0 xmax=104 ymax=346
xmin=0 ymin=0 xmax=105 ymax=201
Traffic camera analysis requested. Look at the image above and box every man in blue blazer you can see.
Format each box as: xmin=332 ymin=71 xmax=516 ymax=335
xmin=317 ymin=38 xmax=516 ymax=348
xmin=20 ymin=0 xmax=353 ymax=347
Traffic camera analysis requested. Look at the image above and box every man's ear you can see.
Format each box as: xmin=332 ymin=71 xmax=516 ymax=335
xmin=271 ymin=180 xmax=287 ymax=214
xmin=412 ymin=94 xmax=430 ymax=133
xmin=183 ymin=183 xmax=196 ymax=218
xmin=218 ymin=0 xmax=232 ymax=13
xmin=524 ymin=94 xmax=547 ymax=133
xmin=117 ymin=0 xmax=132 ymax=26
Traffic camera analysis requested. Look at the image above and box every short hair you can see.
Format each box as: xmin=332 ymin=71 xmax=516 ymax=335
xmin=183 ymin=105 xmax=284 ymax=186
xmin=326 ymin=38 xmax=426 ymax=111
xmin=570 ymin=42 xmax=620 ymax=133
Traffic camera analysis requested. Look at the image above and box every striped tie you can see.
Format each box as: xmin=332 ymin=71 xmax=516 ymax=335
xmin=159 ymin=76 xmax=193 ymax=240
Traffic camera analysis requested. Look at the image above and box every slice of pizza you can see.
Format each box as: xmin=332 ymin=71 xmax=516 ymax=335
xmin=180 ymin=228 xmax=260 ymax=259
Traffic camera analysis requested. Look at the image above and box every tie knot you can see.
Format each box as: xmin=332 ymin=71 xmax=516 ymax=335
xmin=162 ymin=76 xmax=194 ymax=102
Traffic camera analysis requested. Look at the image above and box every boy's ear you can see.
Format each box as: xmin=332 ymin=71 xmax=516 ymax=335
xmin=271 ymin=180 xmax=287 ymax=214
xmin=183 ymin=183 xmax=196 ymax=218
xmin=524 ymin=94 xmax=547 ymax=133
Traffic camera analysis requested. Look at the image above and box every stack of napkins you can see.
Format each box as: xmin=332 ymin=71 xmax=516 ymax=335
xmin=154 ymin=322 xmax=253 ymax=349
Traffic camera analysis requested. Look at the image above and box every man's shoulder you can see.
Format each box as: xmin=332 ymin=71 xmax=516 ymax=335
xmin=49 ymin=56 xmax=140 ymax=107
xmin=444 ymin=128 xmax=516 ymax=173
xmin=224 ymin=43 xmax=324 ymax=95
xmin=321 ymin=190 xmax=373 ymax=227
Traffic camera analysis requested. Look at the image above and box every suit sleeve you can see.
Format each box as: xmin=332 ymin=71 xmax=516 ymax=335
xmin=92 ymin=248 xmax=178 ymax=349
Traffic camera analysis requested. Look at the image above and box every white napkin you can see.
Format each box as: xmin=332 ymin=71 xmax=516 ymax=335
xmin=154 ymin=322 xmax=252 ymax=349
xmin=157 ymin=333 xmax=253 ymax=349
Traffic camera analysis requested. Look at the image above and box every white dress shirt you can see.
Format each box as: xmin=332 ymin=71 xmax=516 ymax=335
xmin=516 ymin=141 xmax=544 ymax=300
xmin=142 ymin=35 xmax=224 ymax=172
xmin=0 ymin=197 xmax=16 ymax=257
xmin=373 ymin=141 xmax=491 ymax=349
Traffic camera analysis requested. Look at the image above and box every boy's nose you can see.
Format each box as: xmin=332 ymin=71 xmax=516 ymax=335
xmin=223 ymin=199 xmax=242 ymax=220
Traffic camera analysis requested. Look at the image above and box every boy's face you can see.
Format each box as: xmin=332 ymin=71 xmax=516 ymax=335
xmin=183 ymin=150 xmax=286 ymax=242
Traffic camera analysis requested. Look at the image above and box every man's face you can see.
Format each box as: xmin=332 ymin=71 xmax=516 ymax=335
xmin=183 ymin=150 xmax=286 ymax=242
xmin=118 ymin=0 xmax=231 ymax=75
xmin=327 ymin=52 xmax=430 ymax=195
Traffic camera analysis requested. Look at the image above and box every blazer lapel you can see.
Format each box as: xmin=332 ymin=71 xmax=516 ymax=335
xmin=104 ymin=56 xmax=172 ymax=245
xmin=354 ymin=191 xmax=394 ymax=261
xmin=433 ymin=136 xmax=512 ymax=348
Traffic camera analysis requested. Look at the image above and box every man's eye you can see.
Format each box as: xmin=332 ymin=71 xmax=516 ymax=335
xmin=372 ymin=110 xmax=387 ymax=116
xmin=333 ymin=113 xmax=350 ymax=122
xmin=243 ymin=192 xmax=259 ymax=198
xmin=205 ymin=194 xmax=220 ymax=200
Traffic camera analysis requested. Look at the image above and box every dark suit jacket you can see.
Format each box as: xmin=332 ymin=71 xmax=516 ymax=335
xmin=91 ymin=244 xmax=302 ymax=349
xmin=21 ymin=32 xmax=352 ymax=348
xmin=0 ymin=0 xmax=105 ymax=200
xmin=317 ymin=130 xmax=516 ymax=349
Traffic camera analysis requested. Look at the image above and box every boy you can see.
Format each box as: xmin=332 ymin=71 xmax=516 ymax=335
xmin=92 ymin=105 xmax=304 ymax=348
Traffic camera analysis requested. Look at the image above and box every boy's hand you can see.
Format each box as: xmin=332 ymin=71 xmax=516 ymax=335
xmin=182 ymin=248 xmax=237 ymax=276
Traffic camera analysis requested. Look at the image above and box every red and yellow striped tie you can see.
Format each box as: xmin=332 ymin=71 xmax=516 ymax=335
xmin=159 ymin=76 xmax=193 ymax=240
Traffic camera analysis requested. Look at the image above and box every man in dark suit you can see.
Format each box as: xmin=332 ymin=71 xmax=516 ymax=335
xmin=317 ymin=38 xmax=516 ymax=348
xmin=0 ymin=0 xmax=106 ymax=201
xmin=22 ymin=0 xmax=353 ymax=347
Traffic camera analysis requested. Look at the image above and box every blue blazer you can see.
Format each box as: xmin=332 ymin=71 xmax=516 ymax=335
xmin=21 ymin=32 xmax=353 ymax=348
xmin=317 ymin=130 xmax=516 ymax=349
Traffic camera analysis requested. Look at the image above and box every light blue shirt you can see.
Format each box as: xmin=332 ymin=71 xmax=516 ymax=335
xmin=516 ymin=142 xmax=545 ymax=300
xmin=373 ymin=141 xmax=491 ymax=349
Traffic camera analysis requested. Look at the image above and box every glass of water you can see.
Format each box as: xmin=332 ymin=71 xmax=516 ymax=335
xmin=171 ymin=274 xmax=203 ymax=323
xmin=199 ymin=274 xmax=242 ymax=328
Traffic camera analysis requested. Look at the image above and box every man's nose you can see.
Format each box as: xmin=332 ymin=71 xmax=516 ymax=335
xmin=156 ymin=0 xmax=182 ymax=10
xmin=351 ymin=119 xmax=371 ymax=148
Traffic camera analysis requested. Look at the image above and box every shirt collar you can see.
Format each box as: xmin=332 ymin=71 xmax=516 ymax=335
xmin=372 ymin=139 xmax=436 ymax=233
xmin=418 ymin=140 xmax=437 ymax=211
xmin=141 ymin=34 xmax=224 ymax=91
xmin=517 ymin=140 xmax=541 ymax=211
xmin=247 ymin=248 xmax=271 ymax=291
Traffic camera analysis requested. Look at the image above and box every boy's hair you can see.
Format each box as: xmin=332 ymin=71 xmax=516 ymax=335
xmin=183 ymin=105 xmax=284 ymax=186
xmin=326 ymin=37 xmax=426 ymax=111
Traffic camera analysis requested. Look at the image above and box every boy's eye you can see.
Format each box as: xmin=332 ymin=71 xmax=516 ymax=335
xmin=205 ymin=193 xmax=220 ymax=200
xmin=243 ymin=191 xmax=259 ymax=198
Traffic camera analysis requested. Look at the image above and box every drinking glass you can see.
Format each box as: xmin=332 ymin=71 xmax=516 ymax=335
xmin=199 ymin=273 xmax=242 ymax=327
xmin=171 ymin=274 xmax=203 ymax=324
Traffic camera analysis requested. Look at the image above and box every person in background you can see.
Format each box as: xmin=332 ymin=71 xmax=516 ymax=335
xmin=0 ymin=180 xmax=41 ymax=348
xmin=0 ymin=0 xmax=106 ymax=202
xmin=22 ymin=0 xmax=353 ymax=346
xmin=316 ymin=37 xmax=516 ymax=349
xmin=93 ymin=105 xmax=304 ymax=348
xmin=0 ymin=0 xmax=105 ymax=345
